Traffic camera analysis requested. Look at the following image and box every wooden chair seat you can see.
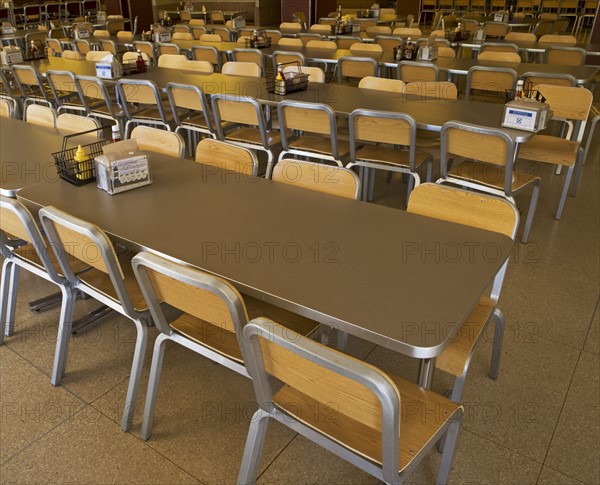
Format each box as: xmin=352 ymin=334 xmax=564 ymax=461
xmin=519 ymin=134 xmax=579 ymax=167
xmin=290 ymin=135 xmax=350 ymax=156
xmin=355 ymin=144 xmax=430 ymax=169
xmin=272 ymin=372 xmax=462 ymax=471
xmin=226 ymin=126 xmax=282 ymax=146
xmin=449 ymin=160 xmax=540 ymax=191
xmin=78 ymin=252 xmax=148 ymax=311
xmin=435 ymin=296 xmax=494 ymax=377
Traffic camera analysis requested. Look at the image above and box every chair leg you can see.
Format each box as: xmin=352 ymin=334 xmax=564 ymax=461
xmin=265 ymin=150 xmax=275 ymax=179
xmin=121 ymin=318 xmax=149 ymax=432
xmin=521 ymin=181 xmax=540 ymax=244
xmin=237 ymin=408 xmax=271 ymax=485
xmin=555 ymin=165 xmax=573 ymax=220
xmin=0 ymin=260 xmax=14 ymax=344
xmin=4 ymin=263 xmax=19 ymax=337
xmin=140 ymin=333 xmax=170 ymax=441
xmin=437 ymin=417 xmax=462 ymax=485
xmin=489 ymin=308 xmax=505 ymax=380
xmin=570 ymin=151 xmax=584 ymax=197
xmin=51 ymin=285 xmax=77 ymax=385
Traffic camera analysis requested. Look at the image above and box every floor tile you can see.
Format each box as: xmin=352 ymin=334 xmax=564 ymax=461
xmin=537 ymin=466 xmax=584 ymax=484
xmin=92 ymin=343 xmax=297 ymax=484
xmin=545 ymin=352 xmax=600 ymax=484
xmin=584 ymin=299 xmax=599 ymax=356
xmin=0 ymin=347 xmax=84 ymax=464
xmin=0 ymin=405 xmax=199 ymax=484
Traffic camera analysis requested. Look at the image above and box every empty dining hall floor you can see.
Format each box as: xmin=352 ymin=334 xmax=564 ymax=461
xmin=1 ymin=111 xmax=599 ymax=484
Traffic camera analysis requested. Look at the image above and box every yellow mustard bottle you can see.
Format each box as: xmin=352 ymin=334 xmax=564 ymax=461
xmin=74 ymin=145 xmax=92 ymax=180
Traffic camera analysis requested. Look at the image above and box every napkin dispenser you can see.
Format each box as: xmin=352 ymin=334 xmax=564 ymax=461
xmin=1 ymin=45 xmax=23 ymax=65
xmin=232 ymin=15 xmax=246 ymax=28
xmin=502 ymin=98 xmax=552 ymax=132
xmin=94 ymin=139 xmax=152 ymax=194
xmin=1 ymin=22 xmax=14 ymax=34
xmin=95 ymin=54 xmax=123 ymax=79
xmin=417 ymin=45 xmax=438 ymax=61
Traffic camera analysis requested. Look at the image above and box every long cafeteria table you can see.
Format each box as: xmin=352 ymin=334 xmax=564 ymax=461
xmin=14 ymin=148 xmax=514 ymax=387
xmin=458 ymin=38 xmax=600 ymax=58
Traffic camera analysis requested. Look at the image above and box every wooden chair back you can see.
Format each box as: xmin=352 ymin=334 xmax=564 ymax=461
xmin=157 ymin=43 xmax=180 ymax=56
xmin=349 ymin=42 xmax=384 ymax=57
xmin=392 ymin=27 xmax=422 ymax=36
xmin=466 ymin=66 xmax=517 ymax=99
xmin=279 ymin=104 xmax=332 ymax=135
xmin=62 ymin=50 xmax=83 ymax=60
xmin=484 ymin=22 xmax=509 ymax=37
xmin=93 ymin=29 xmax=110 ymax=37
xmin=272 ymin=159 xmax=360 ymax=200
xmin=480 ymin=42 xmax=519 ymax=53
xmin=192 ymin=46 xmax=221 ymax=69
xmin=533 ymin=84 xmax=593 ymax=121
xmin=297 ymin=33 xmax=322 ymax=45
xmin=505 ymin=32 xmax=537 ymax=41
xmin=99 ymin=39 xmax=118 ymax=55
xmin=116 ymin=30 xmax=133 ymax=42
xmin=222 ymin=61 xmax=262 ymax=77
xmin=26 ymin=104 xmax=56 ymax=127
xmin=195 ymin=138 xmax=258 ymax=176
xmin=407 ymin=183 xmax=518 ymax=237
xmin=338 ymin=56 xmax=379 ymax=82
xmin=213 ymin=97 xmax=261 ymax=126
xmin=437 ymin=46 xmax=456 ymax=58
xmin=123 ymin=51 xmax=150 ymax=64
xmin=277 ymin=37 xmax=303 ymax=47
xmin=130 ymin=125 xmax=185 ymax=158
xmin=191 ymin=26 xmax=207 ymax=39
xmin=336 ymin=36 xmax=362 ymax=49
xmin=444 ymin=124 xmax=510 ymax=166
xmin=172 ymin=32 xmax=193 ymax=40
xmin=283 ymin=66 xmax=325 ymax=83
xmin=477 ymin=51 xmax=521 ymax=62
xmin=189 ymin=19 xmax=205 ymax=26
xmin=398 ymin=61 xmax=439 ymax=82
xmin=374 ymin=36 xmax=402 ymax=55
xmin=539 ymin=34 xmax=576 ymax=43
xmin=305 ymin=40 xmax=337 ymax=50
xmin=523 ymin=72 xmax=576 ymax=87
xmin=172 ymin=24 xmax=190 ymax=33
xmin=212 ymin=27 xmax=232 ymax=41
xmin=273 ymin=51 xmax=306 ymax=71
xmin=545 ymin=46 xmax=586 ymax=66
xmin=211 ymin=10 xmax=225 ymax=23
xmin=279 ymin=22 xmax=302 ymax=34
xmin=231 ymin=49 xmax=265 ymax=74
xmin=57 ymin=113 xmax=100 ymax=135
xmin=366 ymin=25 xmax=392 ymax=38
xmin=358 ymin=76 xmax=405 ymax=93
xmin=310 ymin=24 xmax=332 ymax=35
xmin=74 ymin=39 xmax=91 ymax=54
xmin=157 ymin=54 xmax=189 ymax=68
xmin=85 ymin=50 xmax=113 ymax=61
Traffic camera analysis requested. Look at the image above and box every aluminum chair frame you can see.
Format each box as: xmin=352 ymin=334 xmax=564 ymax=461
xmin=11 ymin=64 xmax=54 ymax=112
xmin=39 ymin=206 xmax=150 ymax=432
xmin=336 ymin=56 xmax=380 ymax=84
xmin=438 ymin=120 xmax=539 ymax=243
xmin=277 ymin=100 xmax=349 ymax=168
xmin=46 ymin=69 xmax=87 ymax=114
xmin=212 ymin=94 xmax=280 ymax=179
xmin=166 ymin=82 xmax=216 ymax=157
xmin=231 ymin=48 xmax=266 ymax=76
xmin=347 ymin=109 xmax=433 ymax=202
xmin=465 ymin=65 xmax=518 ymax=101
xmin=544 ymin=46 xmax=587 ymax=66
xmin=131 ymin=251 xmax=250 ymax=441
xmin=192 ymin=45 xmax=223 ymax=71
xmin=0 ymin=94 xmax=18 ymax=118
xmin=271 ymin=51 xmax=306 ymax=73
xmin=237 ymin=318 xmax=463 ymax=485
xmin=76 ymin=74 xmax=126 ymax=136
xmin=397 ymin=60 xmax=440 ymax=82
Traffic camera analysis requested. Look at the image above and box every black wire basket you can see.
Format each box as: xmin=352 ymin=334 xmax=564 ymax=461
xmin=266 ymin=61 xmax=310 ymax=94
xmin=52 ymin=127 xmax=110 ymax=186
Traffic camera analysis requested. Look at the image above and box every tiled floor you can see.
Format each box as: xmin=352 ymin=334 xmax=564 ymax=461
xmin=1 ymin=74 xmax=599 ymax=485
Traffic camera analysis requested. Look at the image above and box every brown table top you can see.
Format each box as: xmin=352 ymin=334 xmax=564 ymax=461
xmin=16 ymin=153 xmax=513 ymax=358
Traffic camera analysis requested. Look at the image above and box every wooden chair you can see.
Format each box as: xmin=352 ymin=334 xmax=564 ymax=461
xmin=505 ymin=32 xmax=538 ymax=41
xmin=210 ymin=10 xmax=225 ymax=24
xmin=76 ymin=74 xmax=126 ymax=136
xmin=130 ymin=125 xmax=185 ymax=158
xmin=39 ymin=206 xmax=150 ymax=432
xmin=156 ymin=42 xmax=181 ymax=56
xmin=221 ymin=61 xmax=262 ymax=77
xmin=477 ymin=51 xmax=522 ymax=62
xmin=277 ymin=100 xmax=350 ymax=169
xmin=192 ymin=45 xmax=223 ymax=71
xmin=131 ymin=41 xmax=155 ymax=65
xmin=305 ymin=39 xmax=337 ymax=50
xmin=116 ymin=79 xmax=174 ymax=136
xmin=438 ymin=46 xmax=457 ymax=58
xmin=518 ymin=84 xmax=593 ymax=218
xmin=25 ymin=104 xmax=56 ymax=127
xmin=272 ymin=51 xmax=306 ymax=73
xmin=347 ymin=109 xmax=432 ymax=202
xmin=335 ymin=36 xmax=363 ymax=49
xmin=212 ymin=26 xmax=233 ymax=41
xmin=157 ymin=53 xmax=188 ymax=68
xmin=365 ymin=25 xmax=392 ymax=38
xmin=85 ymin=50 xmax=113 ymax=61
xmin=122 ymin=51 xmax=151 ymax=64
xmin=349 ymin=42 xmax=384 ymax=58
xmin=0 ymin=196 xmax=80 ymax=352
xmin=374 ymin=35 xmax=402 ymax=56
xmin=438 ymin=121 xmax=540 ymax=243
xmin=93 ymin=28 xmax=110 ymax=37
xmin=166 ymin=82 xmax=215 ymax=157
xmin=297 ymin=33 xmax=322 ymax=45
xmin=55 ymin=113 xmax=100 ymax=137
xmin=265 ymin=30 xmax=283 ymax=44
xmin=277 ymin=37 xmax=303 ymax=47
xmin=172 ymin=32 xmax=193 ymax=40
xmin=11 ymin=64 xmax=55 ymax=111
xmin=132 ymin=251 xmax=320 ymax=441
xmin=533 ymin=20 xmax=554 ymax=36
xmin=466 ymin=66 xmax=517 ymax=102
xmin=45 ymin=70 xmax=88 ymax=115
xmin=283 ymin=65 xmax=325 ymax=83
xmin=190 ymin=25 xmax=207 ymax=39
xmin=309 ymin=24 xmax=332 ymax=35
xmin=211 ymin=94 xmax=282 ymax=179
xmin=189 ymin=18 xmax=205 ymax=26
xmin=98 ymin=38 xmax=119 ymax=56
xmin=116 ymin=30 xmax=133 ymax=42
xmin=551 ymin=18 xmax=570 ymax=33
xmin=336 ymin=56 xmax=379 ymax=84
xmin=522 ymin=71 xmax=576 ymax=87
xmin=74 ymin=39 xmax=92 ymax=54
xmin=61 ymin=50 xmax=83 ymax=60
xmin=406 ymin=183 xmax=519 ymax=402
xmin=358 ymin=76 xmax=405 ymax=93
xmin=195 ymin=138 xmax=258 ymax=176
xmin=236 ymin=318 xmax=463 ymax=485
xmin=272 ymin=159 xmax=360 ymax=199
xmin=484 ymin=22 xmax=510 ymax=38
xmin=544 ymin=46 xmax=586 ymax=65
xmin=45 ymin=38 xmax=63 ymax=56
xmin=393 ymin=27 xmax=422 ymax=36
xmin=231 ymin=49 xmax=266 ymax=76
xmin=199 ymin=33 xmax=222 ymax=43
xmin=172 ymin=24 xmax=190 ymax=33
xmin=397 ymin=61 xmax=439 ymax=83
xmin=279 ymin=22 xmax=302 ymax=34
xmin=480 ymin=42 xmax=519 ymax=53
